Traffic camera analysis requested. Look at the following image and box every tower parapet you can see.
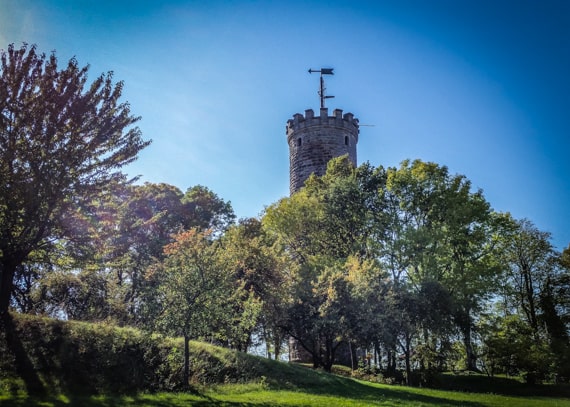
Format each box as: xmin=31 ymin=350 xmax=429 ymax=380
xmin=287 ymin=107 xmax=359 ymax=194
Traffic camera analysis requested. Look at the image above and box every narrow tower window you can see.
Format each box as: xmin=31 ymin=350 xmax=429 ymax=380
xmin=297 ymin=138 xmax=302 ymax=147
xmin=344 ymin=136 xmax=349 ymax=146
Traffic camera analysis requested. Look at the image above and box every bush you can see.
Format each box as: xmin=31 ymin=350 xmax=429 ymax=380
xmin=0 ymin=313 xmax=183 ymax=394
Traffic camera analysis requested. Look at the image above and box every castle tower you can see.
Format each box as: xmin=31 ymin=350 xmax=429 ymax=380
xmin=286 ymin=106 xmax=361 ymax=364
xmin=287 ymin=71 xmax=360 ymax=364
xmin=286 ymin=107 xmax=359 ymax=194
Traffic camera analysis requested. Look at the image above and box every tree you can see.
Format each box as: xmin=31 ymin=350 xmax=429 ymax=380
xmin=497 ymin=218 xmax=570 ymax=379
xmin=9 ymin=180 xmax=236 ymax=326
xmin=219 ymin=218 xmax=287 ymax=357
xmin=150 ymin=229 xmax=230 ymax=388
xmin=479 ymin=313 xmax=555 ymax=382
xmin=263 ymin=156 xmax=387 ymax=370
xmin=182 ymin=185 xmax=235 ymax=234
xmin=555 ymin=245 xmax=570 ymax=337
xmin=105 ymin=182 xmax=187 ymax=323
xmin=0 ymin=44 xmax=150 ymax=315
xmin=385 ymin=160 xmax=498 ymax=371
xmin=108 ymin=183 xmax=234 ymax=325
xmin=499 ymin=217 xmax=556 ymax=334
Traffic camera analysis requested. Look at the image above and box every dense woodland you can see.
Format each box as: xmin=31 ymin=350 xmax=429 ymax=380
xmin=1 ymin=44 xmax=569 ymax=388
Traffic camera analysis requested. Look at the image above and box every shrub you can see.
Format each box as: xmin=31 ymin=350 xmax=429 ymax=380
xmin=0 ymin=313 xmax=182 ymax=394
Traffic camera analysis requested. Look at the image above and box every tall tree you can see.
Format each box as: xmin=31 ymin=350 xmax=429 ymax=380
xmin=496 ymin=218 xmax=570 ymax=379
xmin=499 ymin=217 xmax=556 ymax=334
xmin=107 ymin=182 xmax=186 ymax=323
xmin=0 ymin=44 xmax=150 ymax=315
xmin=219 ymin=218 xmax=287 ymax=356
xmin=557 ymin=245 xmax=570 ymax=333
xmin=386 ymin=160 xmax=497 ymax=371
xmin=263 ymin=156 xmax=386 ymax=370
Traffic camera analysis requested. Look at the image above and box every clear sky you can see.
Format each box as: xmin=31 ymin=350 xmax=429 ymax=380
xmin=1 ymin=0 xmax=569 ymax=250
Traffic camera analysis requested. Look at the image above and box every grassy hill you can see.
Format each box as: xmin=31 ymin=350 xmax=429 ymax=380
xmin=1 ymin=314 xmax=569 ymax=406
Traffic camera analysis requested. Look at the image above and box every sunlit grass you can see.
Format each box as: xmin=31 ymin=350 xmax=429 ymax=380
xmin=1 ymin=379 xmax=568 ymax=407
xmin=1 ymin=316 xmax=568 ymax=406
xmin=213 ymin=383 xmax=569 ymax=407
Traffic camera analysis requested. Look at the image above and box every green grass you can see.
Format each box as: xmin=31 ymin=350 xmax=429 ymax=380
xmin=1 ymin=382 xmax=569 ymax=406
xmin=2 ymin=370 xmax=570 ymax=406
xmin=2 ymin=314 xmax=569 ymax=406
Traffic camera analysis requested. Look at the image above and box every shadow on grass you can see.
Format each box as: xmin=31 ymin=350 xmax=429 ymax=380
xmin=0 ymin=393 xmax=275 ymax=407
xmin=432 ymin=373 xmax=570 ymax=399
xmin=275 ymin=372 xmax=484 ymax=407
xmin=0 ymin=367 xmax=484 ymax=407
xmin=0 ymin=388 xmax=482 ymax=407
xmin=224 ymin=352 xmax=485 ymax=406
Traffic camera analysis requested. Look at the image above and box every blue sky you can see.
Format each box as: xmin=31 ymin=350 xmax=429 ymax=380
xmin=1 ymin=0 xmax=569 ymax=249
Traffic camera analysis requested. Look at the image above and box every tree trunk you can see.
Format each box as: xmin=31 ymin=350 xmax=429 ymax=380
xmin=400 ymin=332 xmax=412 ymax=386
xmin=0 ymin=261 xmax=17 ymax=316
xmin=462 ymin=324 xmax=478 ymax=371
xmin=273 ymin=333 xmax=281 ymax=360
xmin=404 ymin=333 xmax=412 ymax=386
xmin=522 ymin=265 xmax=539 ymax=333
xmin=183 ymin=332 xmax=190 ymax=389
xmin=262 ymin=327 xmax=271 ymax=359
xmin=349 ymin=341 xmax=355 ymax=371
xmin=455 ymin=302 xmax=479 ymax=372
xmin=374 ymin=342 xmax=381 ymax=370
xmin=322 ymin=338 xmax=338 ymax=372
xmin=312 ymin=352 xmax=320 ymax=369
xmin=387 ymin=347 xmax=396 ymax=373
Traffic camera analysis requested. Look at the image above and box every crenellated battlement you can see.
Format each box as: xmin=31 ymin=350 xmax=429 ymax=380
xmin=286 ymin=106 xmax=359 ymax=194
xmin=286 ymin=108 xmax=359 ymax=143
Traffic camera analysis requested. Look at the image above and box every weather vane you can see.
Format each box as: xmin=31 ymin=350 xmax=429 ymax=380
xmin=308 ymin=68 xmax=334 ymax=108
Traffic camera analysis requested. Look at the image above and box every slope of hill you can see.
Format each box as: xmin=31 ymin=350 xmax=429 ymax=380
xmin=1 ymin=313 xmax=569 ymax=407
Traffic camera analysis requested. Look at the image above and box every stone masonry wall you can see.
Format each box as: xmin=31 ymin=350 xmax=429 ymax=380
xmin=287 ymin=107 xmax=359 ymax=194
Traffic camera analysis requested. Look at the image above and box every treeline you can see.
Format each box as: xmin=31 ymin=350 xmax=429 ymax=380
xmin=8 ymin=156 xmax=570 ymax=386
xmin=263 ymin=157 xmax=570 ymax=384
xmin=1 ymin=44 xmax=569 ymax=388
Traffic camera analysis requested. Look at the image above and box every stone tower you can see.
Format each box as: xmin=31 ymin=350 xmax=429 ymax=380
xmin=286 ymin=105 xmax=361 ymax=364
xmin=286 ymin=107 xmax=359 ymax=194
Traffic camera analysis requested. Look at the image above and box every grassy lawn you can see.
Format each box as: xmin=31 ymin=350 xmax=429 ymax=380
xmin=2 ymin=379 xmax=569 ymax=407
xmin=1 ymin=316 xmax=569 ymax=406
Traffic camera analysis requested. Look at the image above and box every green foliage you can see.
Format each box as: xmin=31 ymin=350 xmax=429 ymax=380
xmin=263 ymin=157 xmax=504 ymax=374
xmin=493 ymin=216 xmax=570 ymax=379
xmin=147 ymin=227 xmax=263 ymax=386
xmin=182 ymin=185 xmax=236 ymax=234
xmin=480 ymin=313 xmax=556 ymax=382
xmin=148 ymin=228 xmax=228 ymax=339
xmin=3 ymin=63 xmax=567 ymax=389
xmin=9 ymin=180 xmax=237 ymax=328
xmin=263 ymin=157 xmax=390 ymax=370
xmin=218 ymin=218 xmax=286 ymax=355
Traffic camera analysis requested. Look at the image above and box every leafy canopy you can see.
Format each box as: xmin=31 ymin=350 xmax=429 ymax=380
xmin=0 ymin=43 xmax=150 ymax=314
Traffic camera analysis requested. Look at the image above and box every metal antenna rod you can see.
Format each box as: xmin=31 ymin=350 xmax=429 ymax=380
xmin=308 ymin=68 xmax=334 ymax=108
